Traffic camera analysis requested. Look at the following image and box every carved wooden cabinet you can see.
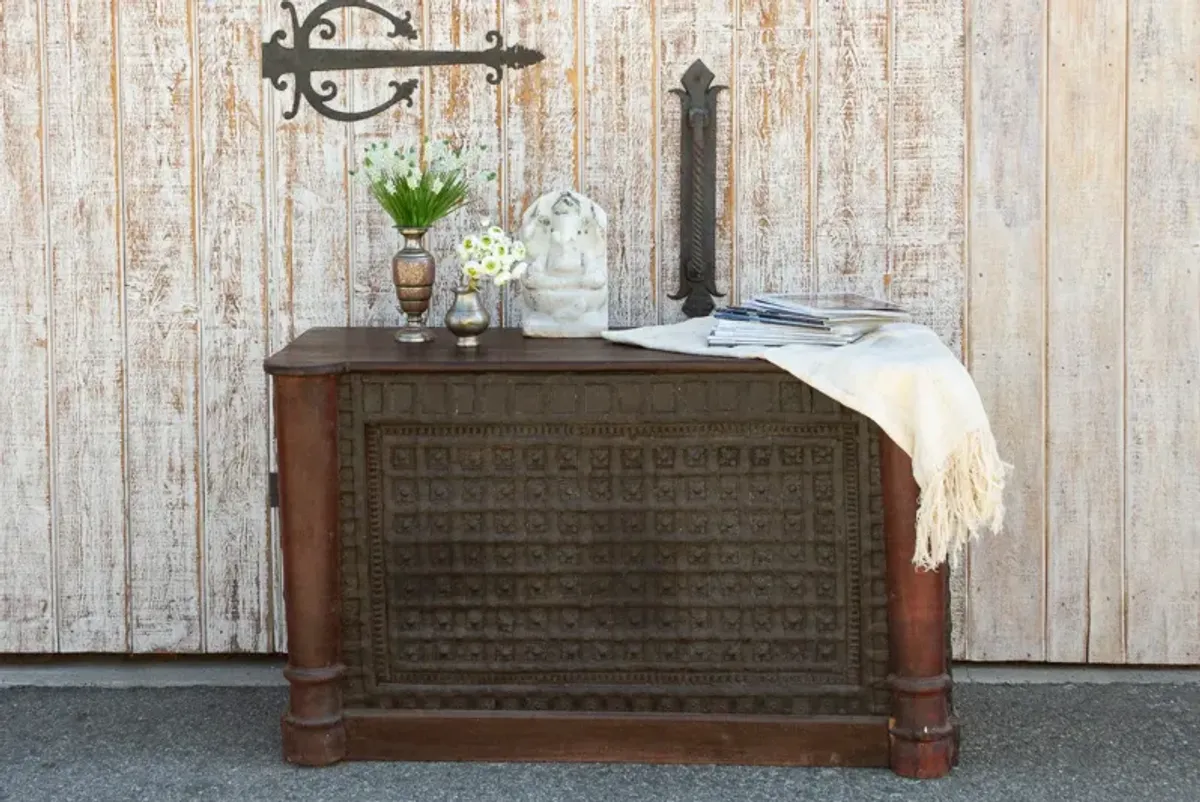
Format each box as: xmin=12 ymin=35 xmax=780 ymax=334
xmin=264 ymin=328 xmax=956 ymax=779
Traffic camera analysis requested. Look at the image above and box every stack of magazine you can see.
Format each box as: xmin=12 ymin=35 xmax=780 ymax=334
xmin=707 ymin=292 xmax=911 ymax=347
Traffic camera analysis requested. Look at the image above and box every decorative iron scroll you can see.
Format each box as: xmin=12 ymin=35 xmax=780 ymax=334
xmin=262 ymin=0 xmax=545 ymax=122
xmin=669 ymin=60 xmax=727 ymax=318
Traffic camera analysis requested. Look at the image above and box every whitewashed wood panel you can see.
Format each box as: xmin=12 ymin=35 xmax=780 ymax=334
xmin=814 ymin=0 xmax=889 ymax=299
xmin=735 ymin=2 xmax=814 ymax=300
xmin=583 ymin=0 xmax=658 ymax=327
xmin=118 ymin=0 xmax=203 ymax=653
xmin=1045 ymin=0 xmax=1127 ymax=663
xmin=6 ymin=0 xmax=1200 ymax=664
xmin=658 ymin=1 xmax=735 ymax=323
xmin=964 ymin=0 xmax=1047 ymax=662
xmin=0 ymin=0 xmax=54 ymax=653
xmin=43 ymin=0 xmax=128 ymax=652
xmin=503 ymin=0 xmax=581 ymax=327
xmin=424 ymin=0 xmax=505 ymax=326
xmin=889 ymin=0 xmax=966 ymax=354
xmin=198 ymin=0 xmax=272 ymax=654
xmin=1125 ymin=0 xmax=1200 ymax=664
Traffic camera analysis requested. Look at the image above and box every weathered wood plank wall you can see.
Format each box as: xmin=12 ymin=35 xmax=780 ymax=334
xmin=0 ymin=0 xmax=1196 ymax=663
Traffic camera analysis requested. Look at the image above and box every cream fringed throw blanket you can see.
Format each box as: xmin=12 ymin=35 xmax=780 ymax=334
xmin=602 ymin=316 xmax=1010 ymax=570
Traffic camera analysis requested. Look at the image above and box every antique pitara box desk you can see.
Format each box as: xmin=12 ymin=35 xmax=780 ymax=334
xmin=264 ymin=328 xmax=957 ymax=779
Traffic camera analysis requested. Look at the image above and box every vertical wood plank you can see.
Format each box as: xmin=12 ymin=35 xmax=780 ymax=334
xmin=736 ymin=1 xmax=814 ymax=301
xmin=964 ymin=0 xmax=1047 ymax=662
xmin=504 ymin=0 xmax=581 ymax=326
xmin=0 ymin=0 xmax=54 ymax=652
xmin=814 ymin=0 xmax=889 ymax=297
xmin=198 ymin=0 xmax=271 ymax=653
xmin=118 ymin=0 xmax=202 ymax=653
xmin=889 ymin=0 xmax=966 ymax=354
xmin=583 ymin=0 xmax=658 ymax=327
xmin=424 ymin=0 xmax=504 ymax=325
xmin=268 ymin=1 xmax=352 ymax=342
xmin=1045 ymin=0 xmax=1126 ymax=663
xmin=43 ymin=0 xmax=128 ymax=652
xmin=1125 ymin=0 xmax=1200 ymax=664
xmin=658 ymin=0 xmax=735 ymax=324
xmin=347 ymin=2 xmax=425 ymax=329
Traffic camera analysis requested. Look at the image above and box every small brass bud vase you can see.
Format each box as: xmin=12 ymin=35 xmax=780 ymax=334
xmin=444 ymin=282 xmax=491 ymax=348
xmin=392 ymin=227 xmax=436 ymax=343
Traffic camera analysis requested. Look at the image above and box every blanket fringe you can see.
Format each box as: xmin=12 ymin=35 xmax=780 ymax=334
xmin=912 ymin=428 xmax=1012 ymax=571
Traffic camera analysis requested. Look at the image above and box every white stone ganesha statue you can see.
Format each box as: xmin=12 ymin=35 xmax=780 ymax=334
xmin=515 ymin=190 xmax=609 ymax=337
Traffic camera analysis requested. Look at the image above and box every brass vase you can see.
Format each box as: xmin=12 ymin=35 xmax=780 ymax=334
xmin=392 ymin=227 xmax=436 ymax=343
xmin=444 ymin=284 xmax=491 ymax=348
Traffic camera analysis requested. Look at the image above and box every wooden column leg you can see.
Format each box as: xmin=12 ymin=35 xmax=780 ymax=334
xmin=880 ymin=432 xmax=956 ymax=779
xmin=274 ymin=374 xmax=346 ymax=766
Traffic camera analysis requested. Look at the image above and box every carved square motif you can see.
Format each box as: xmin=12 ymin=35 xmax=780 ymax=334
xmin=559 ymin=511 xmax=582 ymax=536
xmin=390 ymin=478 xmax=417 ymax=506
xmin=557 ymin=446 xmax=579 ymax=472
xmin=717 ymin=446 xmax=740 ymax=468
xmin=525 ymin=478 xmax=548 ymax=504
xmin=457 ymin=446 xmax=485 ymax=472
xmin=813 ymin=446 xmax=835 ymax=466
xmin=494 ymin=512 xmax=518 ymax=536
xmin=524 ymin=445 xmax=548 ymax=471
xmin=750 ymin=446 xmax=772 ymax=468
xmin=390 ymin=446 xmax=416 ymax=472
xmin=620 ymin=447 xmax=643 ymax=471
xmin=429 ymin=479 xmax=453 ymax=504
xmin=490 ymin=478 xmax=517 ymax=505
xmin=427 ymin=447 xmax=450 ymax=471
xmin=557 ymin=478 xmax=581 ymax=504
xmin=780 ymin=445 xmax=804 ymax=467
xmin=391 ymin=513 xmax=419 ymax=537
xmin=683 ymin=446 xmax=707 ymax=468
xmin=814 ymin=474 xmax=835 ymax=504
xmin=618 ymin=478 xmax=643 ymax=503
xmin=652 ymin=446 xmax=675 ymax=470
xmin=652 ymin=478 xmax=676 ymax=504
xmin=589 ymin=449 xmax=612 ymax=471
xmin=618 ymin=511 xmax=643 ymax=534
xmin=782 ymin=474 xmax=805 ymax=497
xmin=748 ymin=476 xmax=772 ymax=503
xmin=493 ymin=445 xmax=517 ymax=472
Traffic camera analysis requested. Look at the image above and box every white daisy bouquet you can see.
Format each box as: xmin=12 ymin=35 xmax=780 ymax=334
xmin=455 ymin=220 xmax=529 ymax=292
xmin=351 ymin=138 xmax=496 ymax=229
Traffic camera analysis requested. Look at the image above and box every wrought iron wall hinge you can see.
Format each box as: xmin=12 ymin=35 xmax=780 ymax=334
xmin=669 ymin=59 xmax=727 ymax=318
xmin=262 ymin=0 xmax=545 ymax=122
xmin=268 ymin=472 xmax=280 ymax=509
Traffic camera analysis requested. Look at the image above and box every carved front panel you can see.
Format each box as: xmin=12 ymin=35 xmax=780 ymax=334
xmin=338 ymin=373 xmax=888 ymax=717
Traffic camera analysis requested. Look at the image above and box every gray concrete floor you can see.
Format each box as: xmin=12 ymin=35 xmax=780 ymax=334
xmin=1 ymin=683 xmax=1198 ymax=802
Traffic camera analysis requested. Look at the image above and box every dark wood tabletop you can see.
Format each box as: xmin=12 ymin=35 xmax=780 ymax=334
xmin=263 ymin=326 xmax=780 ymax=375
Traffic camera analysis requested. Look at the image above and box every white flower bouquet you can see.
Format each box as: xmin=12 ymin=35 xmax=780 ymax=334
xmin=351 ymin=138 xmax=496 ymax=230
xmin=455 ymin=220 xmax=529 ymax=292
